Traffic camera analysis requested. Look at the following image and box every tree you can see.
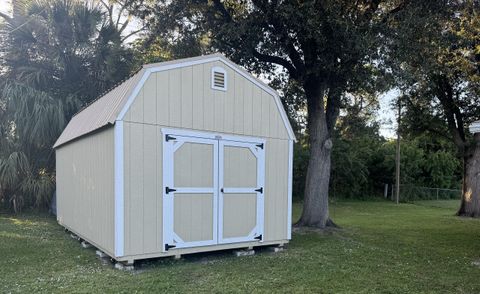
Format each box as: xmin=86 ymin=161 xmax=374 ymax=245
xmin=138 ymin=0 xmax=404 ymax=228
xmin=386 ymin=0 xmax=480 ymax=216
xmin=0 ymin=0 xmax=135 ymax=212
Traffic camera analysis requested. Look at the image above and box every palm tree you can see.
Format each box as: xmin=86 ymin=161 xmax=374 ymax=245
xmin=0 ymin=0 xmax=135 ymax=212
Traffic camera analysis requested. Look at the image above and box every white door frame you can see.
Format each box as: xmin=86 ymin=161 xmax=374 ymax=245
xmin=218 ymin=139 xmax=265 ymax=244
xmin=162 ymin=132 xmax=219 ymax=251
xmin=161 ymin=128 xmax=265 ymax=251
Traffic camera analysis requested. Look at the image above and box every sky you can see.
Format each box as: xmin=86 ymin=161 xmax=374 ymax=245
xmin=378 ymin=89 xmax=399 ymax=138
xmin=0 ymin=0 xmax=398 ymax=138
xmin=0 ymin=0 xmax=11 ymax=16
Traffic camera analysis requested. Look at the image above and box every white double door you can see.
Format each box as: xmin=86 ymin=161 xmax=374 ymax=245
xmin=162 ymin=131 xmax=265 ymax=251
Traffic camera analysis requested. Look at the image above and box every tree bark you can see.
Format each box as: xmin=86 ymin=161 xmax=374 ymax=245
xmin=296 ymin=81 xmax=336 ymax=228
xmin=458 ymin=133 xmax=480 ymax=217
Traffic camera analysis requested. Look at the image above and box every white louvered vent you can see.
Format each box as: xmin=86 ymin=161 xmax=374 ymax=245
xmin=211 ymin=66 xmax=227 ymax=91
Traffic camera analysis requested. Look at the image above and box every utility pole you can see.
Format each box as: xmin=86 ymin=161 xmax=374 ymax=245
xmin=395 ymin=100 xmax=401 ymax=204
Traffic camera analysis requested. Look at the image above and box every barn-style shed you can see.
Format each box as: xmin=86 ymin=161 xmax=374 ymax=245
xmin=54 ymin=54 xmax=295 ymax=264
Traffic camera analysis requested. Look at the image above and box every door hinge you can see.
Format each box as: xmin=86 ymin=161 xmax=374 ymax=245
xmin=165 ymin=244 xmax=176 ymax=251
xmin=255 ymin=187 xmax=263 ymax=194
xmin=254 ymin=234 xmax=263 ymax=241
xmin=165 ymin=134 xmax=176 ymax=142
xmin=165 ymin=187 xmax=177 ymax=194
xmin=256 ymin=143 xmax=264 ymax=149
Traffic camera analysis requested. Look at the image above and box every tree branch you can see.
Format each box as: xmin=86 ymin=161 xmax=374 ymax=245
xmin=433 ymin=74 xmax=467 ymax=153
xmin=121 ymin=26 xmax=146 ymax=42
xmin=381 ymin=0 xmax=411 ymax=23
xmin=252 ymin=49 xmax=299 ymax=79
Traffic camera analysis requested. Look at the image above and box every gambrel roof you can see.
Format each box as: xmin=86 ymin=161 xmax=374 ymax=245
xmin=53 ymin=54 xmax=296 ymax=148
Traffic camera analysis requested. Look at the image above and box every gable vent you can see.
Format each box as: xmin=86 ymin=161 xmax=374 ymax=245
xmin=211 ymin=66 xmax=227 ymax=91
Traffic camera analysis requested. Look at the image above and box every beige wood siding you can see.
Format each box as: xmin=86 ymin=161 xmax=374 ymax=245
xmin=122 ymin=60 xmax=290 ymax=257
xmin=123 ymin=61 xmax=289 ymax=140
xmin=56 ymin=127 xmax=115 ymax=255
xmin=123 ymin=122 xmax=163 ymax=256
xmin=264 ymin=138 xmax=290 ymax=241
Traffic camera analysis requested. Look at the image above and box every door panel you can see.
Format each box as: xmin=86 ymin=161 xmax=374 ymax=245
xmin=174 ymin=193 xmax=214 ymax=242
xmin=222 ymin=193 xmax=257 ymax=239
xmin=174 ymin=142 xmax=214 ymax=187
xmin=223 ymin=146 xmax=257 ymax=187
xmin=163 ymin=130 xmax=265 ymax=251
xmin=219 ymin=141 xmax=265 ymax=244
xmin=163 ymin=135 xmax=218 ymax=250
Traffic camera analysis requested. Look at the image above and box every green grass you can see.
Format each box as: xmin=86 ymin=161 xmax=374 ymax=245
xmin=1 ymin=200 xmax=480 ymax=293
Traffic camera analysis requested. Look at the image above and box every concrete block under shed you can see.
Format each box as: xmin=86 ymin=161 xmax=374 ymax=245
xmin=234 ymin=249 xmax=255 ymax=257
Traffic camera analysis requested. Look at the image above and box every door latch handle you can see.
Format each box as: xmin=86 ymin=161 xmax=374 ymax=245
xmin=255 ymin=187 xmax=263 ymax=194
xmin=220 ymin=188 xmax=224 ymax=193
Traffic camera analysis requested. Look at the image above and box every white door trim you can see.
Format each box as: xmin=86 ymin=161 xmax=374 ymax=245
xmin=162 ymin=131 xmax=219 ymax=251
xmin=218 ymin=139 xmax=265 ymax=244
xmin=161 ymin=127 xmax=266 ymax=250
xmin=161 ymin=127 xmax=265 ymax=145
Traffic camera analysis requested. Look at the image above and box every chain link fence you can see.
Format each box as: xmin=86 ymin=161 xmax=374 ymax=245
xmin=386 ymin=184 xmax=462 ymax=202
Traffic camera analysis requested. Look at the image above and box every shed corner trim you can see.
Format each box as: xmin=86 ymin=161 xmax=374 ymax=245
xmin=114 ymin=120 xmax=124 ymax=257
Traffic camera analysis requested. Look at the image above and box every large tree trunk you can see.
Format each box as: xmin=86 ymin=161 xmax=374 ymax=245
xmin=296 ymin=82 xmax=335 ymax=228
xmin=458 ymin=133 xmax=480 ymax=217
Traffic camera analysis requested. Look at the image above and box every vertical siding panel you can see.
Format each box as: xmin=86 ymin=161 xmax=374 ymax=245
xmin=143 ymin=75 xmax=157 ymax=124
xmin=203 ymin=64 xmax=215 ymax=131
xmin=278 ymin=112 xmax=289 ymax=140
xmin=192 ymin=64 xmax=204 ymax=129
xmin=233 ymin=72 xmax=244 ymax=134
xmin=243 ymin=80 xmax=253 ymax=134
xmin=269 ymin=98 xmax=280 ymax=139
xmin=264 ymin=139 xmax=274 ymax=240
xmin=129 ymin=89 xmax=144 ymax=123
xmin=252 ymin=86 xmax=262 ymax=136
xmin=261 ymin=92 xmax=270 ymax=136
xmin=213 ymin=61 xmax=225 ymax=132
xmin=156 ymin=71 xmax=170 ymax=125
xmin=169 ymin=69 xmax=182 ymax=127
xmin=129 ymin=123 xmax=144 ymax=253
xmin=124 ymin=122 xmax=131 ymax=255
xmin=214 ymin=87 xmax=225 ymax=132
xmin=181 ymin=66 xmax=193 ymax=128
xmin=274 ymin=140 xmax=282 ymax=239
xmin=223 ymin=66 xmax=235 ymax=133
xmin=143 ymin=124 xmax=157 ymax=253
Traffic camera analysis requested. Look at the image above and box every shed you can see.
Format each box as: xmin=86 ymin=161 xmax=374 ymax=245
xmin=54 ymin=54 xmax=295 ymax=263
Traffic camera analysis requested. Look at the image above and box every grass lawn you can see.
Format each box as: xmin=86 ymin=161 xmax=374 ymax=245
xmin=1 ymin=200 xmax=480 ymax=293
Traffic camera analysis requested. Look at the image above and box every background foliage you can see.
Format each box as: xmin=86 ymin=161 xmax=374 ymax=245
xmin=0 ymin=0 xmax=469 ymax=213
xmin=0 ymin=0 xmax=135 ymax=212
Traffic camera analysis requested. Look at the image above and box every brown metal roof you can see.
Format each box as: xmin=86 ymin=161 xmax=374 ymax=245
xmin=53 ymin=69 xmax=145 ymax=148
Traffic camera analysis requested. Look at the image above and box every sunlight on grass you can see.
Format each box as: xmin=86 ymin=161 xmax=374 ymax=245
xmin=0 ymin=232 xmax=27 ymax=239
